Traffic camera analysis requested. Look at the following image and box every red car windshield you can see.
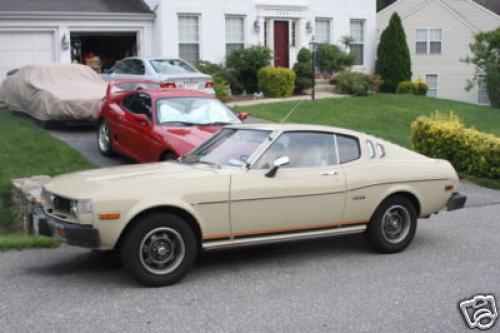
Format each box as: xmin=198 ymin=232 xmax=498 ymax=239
xmin=182 ymin=129 xmax=271 ymax=167
xmin=157 ymin=98 xmax=240 ymax=126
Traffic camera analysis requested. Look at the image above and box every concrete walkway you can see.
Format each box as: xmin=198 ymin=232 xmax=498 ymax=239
xmin=226 ymin=92 xmax=346 ymax=108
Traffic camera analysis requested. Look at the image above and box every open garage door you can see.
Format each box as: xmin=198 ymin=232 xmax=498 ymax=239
xmin=0 ymin=31 xmax=55 ymax=79
xmin=70 ymin=32 xmax=138 ymax=73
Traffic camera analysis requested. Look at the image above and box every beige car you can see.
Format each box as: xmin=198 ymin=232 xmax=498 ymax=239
xmin=39 ymin=124 xmax=466 ymax=286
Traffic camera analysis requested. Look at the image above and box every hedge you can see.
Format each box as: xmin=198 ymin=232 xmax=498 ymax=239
xmin=411 ymin=112 xmax=500 ymax=179
xmin=257 ymin=66 xmax=296 ymax=98
xmin=396 ymin=80 xmax=428 ymax=96
xmin=335 ymin=71 xmax=382 ymax=96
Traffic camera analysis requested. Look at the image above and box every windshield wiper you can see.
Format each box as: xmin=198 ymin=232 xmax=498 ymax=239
xmin=200 ymin=122 xmax=233 ymax=126
xmin=181 ymin=156 xmax=221 ymax=168
xmin=161 ymin=121 xmax=195 ymax=126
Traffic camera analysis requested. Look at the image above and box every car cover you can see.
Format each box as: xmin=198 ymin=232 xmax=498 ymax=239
xmin=0 ymin=64 xmax=107 ymax=121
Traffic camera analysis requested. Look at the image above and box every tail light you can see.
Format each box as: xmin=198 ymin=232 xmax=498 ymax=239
xmin=161 ymin=81 xmax=176 ymax=89
xmin=205 ymin=81 xmax=215 ymax=89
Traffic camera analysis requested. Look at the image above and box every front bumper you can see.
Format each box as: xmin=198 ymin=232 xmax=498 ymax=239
xmin=35 ymin=208 xmax=100 ymax=248
xmin=447 ymin=193 xmax=467 ymax=211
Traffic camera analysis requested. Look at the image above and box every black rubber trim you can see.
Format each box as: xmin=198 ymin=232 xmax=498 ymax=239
xmin=38 ymin=214 xmax=100 ymax=248
xmin=447 ymin=193 xmax=467 ymax=211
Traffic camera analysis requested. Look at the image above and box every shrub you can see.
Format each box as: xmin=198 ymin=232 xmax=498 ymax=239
xmin=226 ymin=46 xmax=272 ymax=93
xmin=396 ymin=80 xmax=428 ymax=96
xmin=197 ymin=60 xmax=231 ymax=102
xmin=315 ymin=43 xmax=355 ymax=74
xmin=257 ymin=66 xmax=296 ymax=98
xmin=411 ymin=112 xmax=500 ymax=179
xmin=292 ymin=48 xmax=313 ymax=93
xmin=375 ymin=13 xmax=412 ymax=92
xmin=335 ymin=71 xmax=382 ymax=96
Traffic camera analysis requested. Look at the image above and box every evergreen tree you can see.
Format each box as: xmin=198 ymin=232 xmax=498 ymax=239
xmin=375 ymin=13 xmax=412 ymax=92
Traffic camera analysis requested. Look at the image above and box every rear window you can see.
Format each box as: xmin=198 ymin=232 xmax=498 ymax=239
xmin=337 ymin=135 xmax=361 ymax=164
xmin=150 ymin=59 xmax=197 ymax=75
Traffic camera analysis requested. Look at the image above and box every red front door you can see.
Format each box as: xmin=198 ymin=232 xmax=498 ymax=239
xmin=274 ymin=21 xmax=289 ymax=68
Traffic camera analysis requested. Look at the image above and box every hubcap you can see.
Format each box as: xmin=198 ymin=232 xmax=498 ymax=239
xmin=381 ymin=205 xmax=411 ymax=244
xmin=139 ymin=227 xmax=186 ymax=275
xmin=98 ymin=122 xmax=110 ymax=152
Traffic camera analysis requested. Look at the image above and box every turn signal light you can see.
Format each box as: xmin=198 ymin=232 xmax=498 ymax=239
xmin=98 ymin=213 xmax=121 ymax=220
xmin=205 ymin=81 xmax=215 ymax=89
xmin=445 ymin=185 xmax=454 ymax=192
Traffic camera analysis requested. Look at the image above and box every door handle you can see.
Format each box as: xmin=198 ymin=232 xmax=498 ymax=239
xmin=320 ymin=170 xmax=338 ymax=176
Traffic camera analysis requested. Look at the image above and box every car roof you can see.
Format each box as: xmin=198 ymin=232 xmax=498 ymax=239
xmin=227 ymin=123 xmax=367 ymax=138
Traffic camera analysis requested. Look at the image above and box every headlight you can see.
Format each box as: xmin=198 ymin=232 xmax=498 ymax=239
xmin=70 ymin=199 xmax=93 ymax=216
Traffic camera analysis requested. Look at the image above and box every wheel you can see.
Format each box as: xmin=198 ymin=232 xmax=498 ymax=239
xmin=97 ymin=119 xmax=114 ymax=156
xmin=160 ymin=152 xmax=177 ymax=162
xmin=365 ymin=195 xmax=417 ymax=254
xmin=120 ymin=212 xmax=198 ymax=286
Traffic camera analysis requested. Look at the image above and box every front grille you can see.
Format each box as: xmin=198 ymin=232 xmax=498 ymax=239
xmin=52 ymin=196 xmax=71 ymax=215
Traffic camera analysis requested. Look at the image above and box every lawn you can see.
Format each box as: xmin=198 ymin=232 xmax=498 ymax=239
xmin=237 ymin=94 xmax=500 ymax=189
xmin=0 ymin=111 xmax=96 ymax=248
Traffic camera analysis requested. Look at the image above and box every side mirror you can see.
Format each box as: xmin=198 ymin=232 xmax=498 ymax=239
xmin=132 ymin=113 xmax=149 ymax=125
xmin=265 ymin=156 xmax=290 ymax=178
xmin=237 ymin=112 xmax=249 ymax=122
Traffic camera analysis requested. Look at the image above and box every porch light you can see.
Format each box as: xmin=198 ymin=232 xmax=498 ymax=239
xmin=254 ymin=20 xmax=261 ymax=33
xmin=306 ymin=21 xmax=313 ymax=34
xmin=61 ymin=33 xmax=70 ymax=51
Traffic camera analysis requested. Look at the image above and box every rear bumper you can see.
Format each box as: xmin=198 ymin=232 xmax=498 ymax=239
xmin=35 ymin=209 xmax=100 ymax=248
xmin=447 ymin=193 xmax=467 ymax=211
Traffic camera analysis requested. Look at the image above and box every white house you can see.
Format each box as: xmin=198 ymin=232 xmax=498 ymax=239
xmin=0 ymin=0 xmax=155 ymax=78
xmin=377 ymin=0 xmax=500 ymax=105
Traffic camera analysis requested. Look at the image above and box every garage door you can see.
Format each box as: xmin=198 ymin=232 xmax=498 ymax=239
xmin=0 ymin=31 xmax=55 ymax=78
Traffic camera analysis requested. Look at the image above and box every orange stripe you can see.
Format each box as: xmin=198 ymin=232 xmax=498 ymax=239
xmin=203 ymin=234 xmax=230 ymax=240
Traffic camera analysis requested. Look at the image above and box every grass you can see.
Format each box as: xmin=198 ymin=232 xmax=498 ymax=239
xmin=0 ymin=111 xmax=96 ymax=249
xmin=0 ymin=234 xmax=60 ymax=252
xmin=238 ymin=93 xmax=500 ymax=188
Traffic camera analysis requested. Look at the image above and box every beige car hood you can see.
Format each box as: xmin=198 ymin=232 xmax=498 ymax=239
xmin=44 ymin=162 xmax=221 ymax=199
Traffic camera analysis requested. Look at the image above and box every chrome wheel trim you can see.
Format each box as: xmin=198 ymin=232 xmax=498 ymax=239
xmin=98 ymin=121 xmax=110 ymax=152
xmin=139 ymin=227 xmax=186 ymax=275
xmin=381 ymin=205 xmax=411 ymax=244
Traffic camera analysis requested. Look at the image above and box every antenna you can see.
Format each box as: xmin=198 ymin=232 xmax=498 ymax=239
xmin=280 ymin=99 xmax=305 ymax=124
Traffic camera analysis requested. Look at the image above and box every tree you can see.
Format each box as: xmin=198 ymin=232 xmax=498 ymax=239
xmin=377 ymin=0 xmax=397 ymax=11
xmin=292 ymin=48 xmax=313 ymax=93
xmin=226 ymin=46 xmax=272 ymax=93
xmin=464 ymin=28 xmax=500 ymax=107
xmin=375 ymin=13 xmax=412 ymax=93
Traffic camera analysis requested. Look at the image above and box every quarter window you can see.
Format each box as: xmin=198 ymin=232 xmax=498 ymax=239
xmin=225 ymin=15 xmax=245 ymax=57
xmin=178 ymin=14 xmax=200 ymax=66
xmin=315 ymin=18 xmax=331 ymax=44
xmin=255 ymin=132 xmax=338 ymax=169
xmin=336 ymin=135 xmax=361 ymax=164
xmin=350 ymin=19 xmax=365 ymax=65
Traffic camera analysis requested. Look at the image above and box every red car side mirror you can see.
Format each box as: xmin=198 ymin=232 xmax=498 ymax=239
xmin=237 ymin=112 xmax=249 ymax=121
xmin=133 ymin=113 xmax=150 ymax=125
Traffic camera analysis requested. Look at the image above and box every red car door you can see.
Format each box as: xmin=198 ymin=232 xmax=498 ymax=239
xmin=118 ymin=93 xmax=155 ymax=162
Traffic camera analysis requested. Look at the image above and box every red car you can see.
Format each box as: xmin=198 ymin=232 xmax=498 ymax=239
xmin=97 ymin=81 xmax=248 ymax=162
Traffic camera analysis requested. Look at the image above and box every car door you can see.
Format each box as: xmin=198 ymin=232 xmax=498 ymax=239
xmin=118 ymin=93 xmax=155 ymax=162
xmin=229 ymin=131 xmax=347 ymax=238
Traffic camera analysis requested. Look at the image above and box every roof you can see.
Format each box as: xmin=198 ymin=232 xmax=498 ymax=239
xmin=228 ymin=123 xmax=367 ymax=138
xmin=0 ymin=0 xmax=153 ymax=13
xmin=474 ymin=0 xmax=500 ymax=15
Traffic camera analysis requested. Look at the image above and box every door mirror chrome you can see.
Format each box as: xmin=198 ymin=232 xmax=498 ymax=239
xmin=265 ymin=156 xmax=290 ymax=178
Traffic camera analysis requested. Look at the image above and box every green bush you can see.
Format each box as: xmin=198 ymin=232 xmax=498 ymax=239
xmin=375 ymin=13 xmax=412 ymax=92
xmin=292 ymin=48 xmax=313 ymax=93
xmin=335 ymin=71 xmax=382 ymax=96
xmin=411 ymin=112 xmax=500 ymax=179
xmin=197 ymin=60 xmax=231 ymax=102
xmin=257 ymin=66 xmax=296 ymax=98
xmin=226 ymin=46 xmax=272 ymax=94
xmin=396 ymin=79 xmax=428 ymax=96
xmin=316 ymin=43 xmax=355 ymax=74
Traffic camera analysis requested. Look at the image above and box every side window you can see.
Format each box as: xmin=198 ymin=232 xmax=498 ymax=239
xmin=128 ymin=59 xmax=146 ymax=75
xmin=255 ymin=132 xmax=337 ymax=169
xmin=123 ymin=94 xmax=152 ymax=118
xmin=337 ymin=135 xmax=361 ymax=164
xmin=113 ymin=60 xmax=130 ymax=74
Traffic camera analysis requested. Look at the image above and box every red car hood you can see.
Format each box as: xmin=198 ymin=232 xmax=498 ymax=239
xmin=156 ymin=125 xmax=221 ymax=156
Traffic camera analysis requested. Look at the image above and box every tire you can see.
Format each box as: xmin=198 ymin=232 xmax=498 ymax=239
xmin=365 ymin=195 xmax=417 ymax=254
xmin=97 ymin=119 xmax=114 ymax=156
xmin=120 ymin=212 xmax=198 ymax=286
xmin=160 ymin=152 xmax=177 ymax=162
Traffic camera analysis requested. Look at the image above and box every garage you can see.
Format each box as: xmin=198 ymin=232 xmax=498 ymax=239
xmin=0 ymin=31 xmax=55 ymax=78
xmin=70 ymin=32 xmax=138 ymax=72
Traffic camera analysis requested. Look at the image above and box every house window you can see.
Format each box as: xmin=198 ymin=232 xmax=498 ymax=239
xmin=416 ymin=28 xmax=442 ymax=55
xmin=315 ymin=18 xmax=331 ymax=43
xmin=225 ymin=15 xmax=245 ymax=57
xmin=178 ymin=14 xmax=200 ymax=66
xmin=426 ymin=74 xmax=438 ymax=97
xmin=478 ymin=75 xmax=490 ymax=105
xmin=350 ymin=19 xmax=365 ymax=65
